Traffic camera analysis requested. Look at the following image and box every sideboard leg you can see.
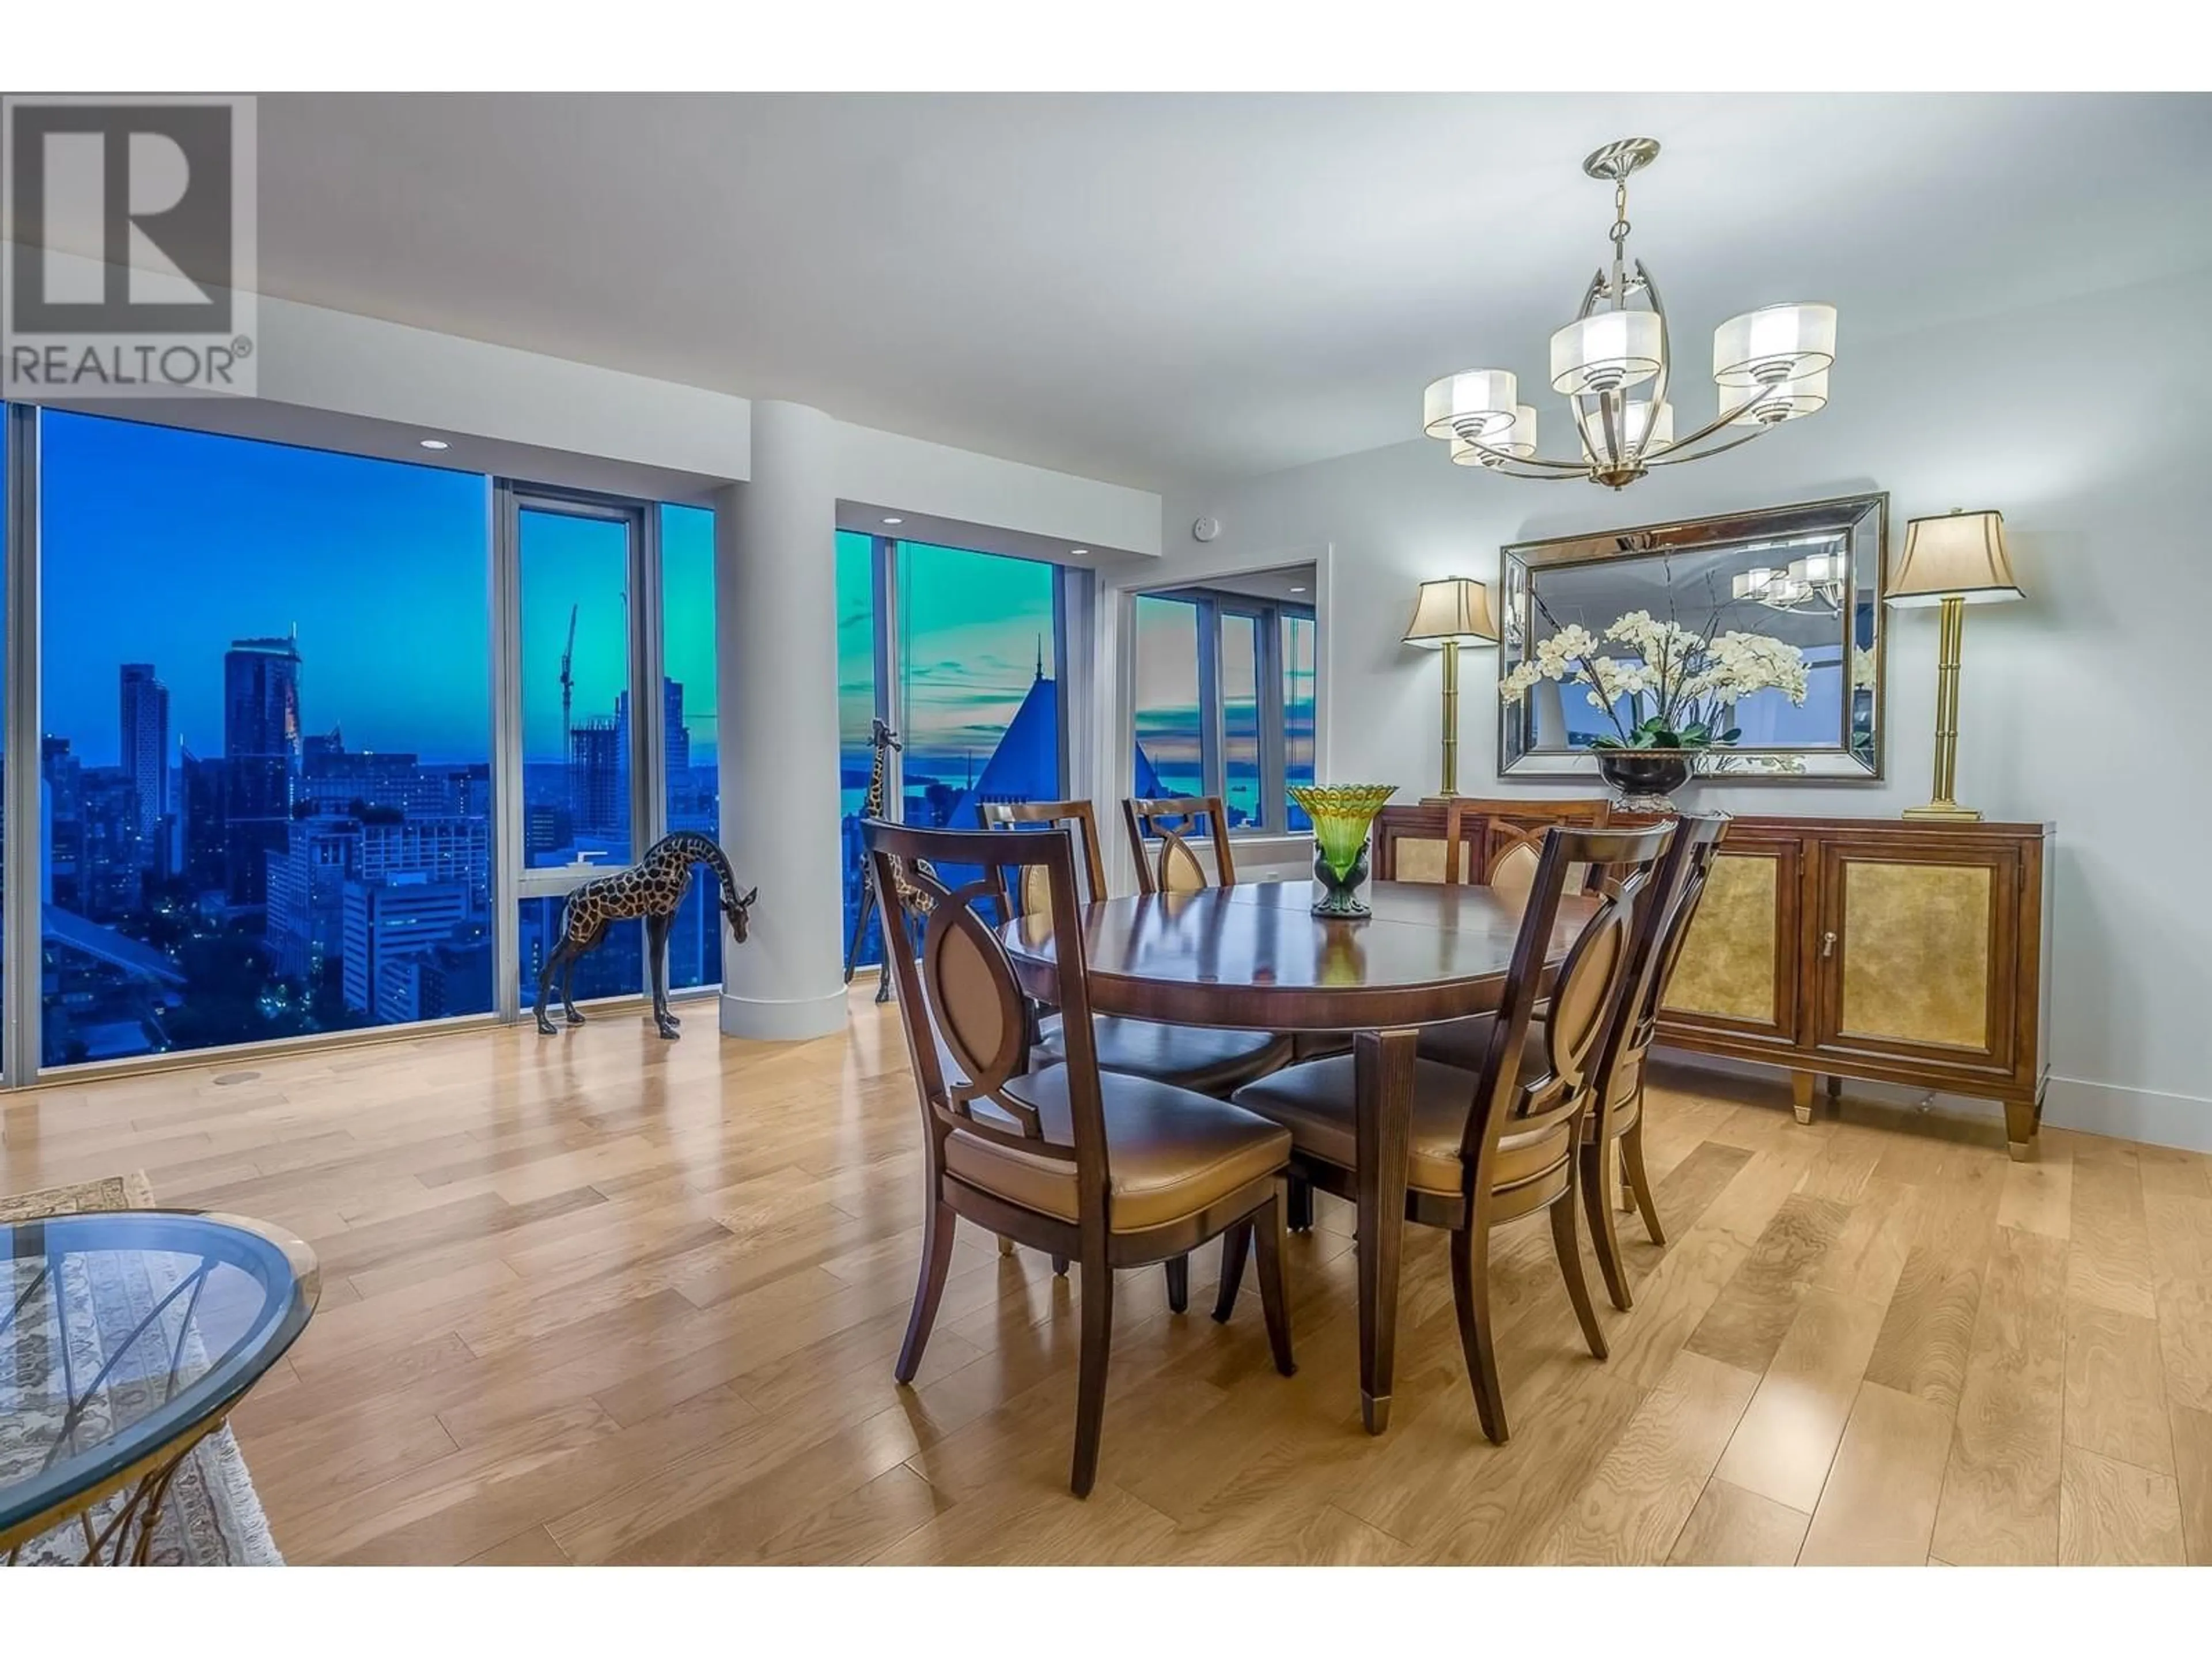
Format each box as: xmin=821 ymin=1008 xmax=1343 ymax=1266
xmin=1825 ymin=1074 xmax=1844 ymax=1101
xmin=2003 ymin=1099 xmax=2039 ymax=1162
xmin=1790 ymin=1070 xmax=1815 ymax=1125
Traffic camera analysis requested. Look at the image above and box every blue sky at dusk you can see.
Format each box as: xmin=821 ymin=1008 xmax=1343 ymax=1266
xmin=39 ymin=412 xmax=719 ymax=770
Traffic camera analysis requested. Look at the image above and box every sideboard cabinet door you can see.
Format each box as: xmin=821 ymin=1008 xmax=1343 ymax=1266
xmin=1811 ymin=838 xmax=2022 ymax=1082
xmin=1660 ymin=833 xmax=1802 ymax=1050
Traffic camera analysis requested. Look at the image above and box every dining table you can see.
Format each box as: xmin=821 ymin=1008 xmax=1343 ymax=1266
xmin=999 ymin=876 xmax=1596 ymax=1434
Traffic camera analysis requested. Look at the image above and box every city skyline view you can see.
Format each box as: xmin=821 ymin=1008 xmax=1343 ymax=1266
xmin=31 ymin=409 xmax=724 ymax=1065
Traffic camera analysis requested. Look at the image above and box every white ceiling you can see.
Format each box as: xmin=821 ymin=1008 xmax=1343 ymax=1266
xmin=244 ymin=92 xmax=2212 ymax=494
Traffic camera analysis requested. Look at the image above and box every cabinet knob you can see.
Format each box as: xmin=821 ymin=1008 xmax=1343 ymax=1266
xmin=1821 ymin=929 xmax=1838 ymax=959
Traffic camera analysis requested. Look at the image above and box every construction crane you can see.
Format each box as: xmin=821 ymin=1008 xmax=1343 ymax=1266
xmin=559 ymin=603 xmax=578 ymax=756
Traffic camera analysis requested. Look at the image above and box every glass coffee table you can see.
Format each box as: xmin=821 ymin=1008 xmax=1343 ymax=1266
xmin=1 ymin=1210 xmax=318 ymax=1565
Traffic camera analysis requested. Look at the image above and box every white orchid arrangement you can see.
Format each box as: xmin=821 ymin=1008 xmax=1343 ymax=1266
xmin=1500 ymin=608 xmax=1809 ymax=752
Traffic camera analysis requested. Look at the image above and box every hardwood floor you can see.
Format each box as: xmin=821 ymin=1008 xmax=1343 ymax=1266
xmin=4 ymin=990 xmax=2207 ymax=1566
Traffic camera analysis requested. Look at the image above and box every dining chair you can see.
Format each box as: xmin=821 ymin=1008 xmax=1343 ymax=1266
xmin=867 ymin=819 xmax=1297 ymax=1497
xmin=1578 ymin=812 xmax=1730 ymax=1310
xmin=1122 ymin=794 xmax=1237 ymax=894
xmin=982 ymin=798 xmax=1293 ymax=1308
xmin=1228 ymin=821 xmax=1675 ymax=1442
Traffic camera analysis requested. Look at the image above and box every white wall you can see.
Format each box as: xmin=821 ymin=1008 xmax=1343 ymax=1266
xmin=837 ymin=422 xmax=1161 ymax=556
xmin=1160 ymin=267 xmax=2212 ymax=1150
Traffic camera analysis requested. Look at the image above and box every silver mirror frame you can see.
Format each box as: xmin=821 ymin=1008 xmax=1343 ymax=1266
xmin=1497 ymin=492 xmax=1887 ymax=782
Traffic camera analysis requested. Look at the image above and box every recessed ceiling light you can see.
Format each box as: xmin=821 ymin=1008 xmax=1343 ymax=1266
xmin=882 ymin=516 xmax=903 ymax=525
xmin=1070 ymin=548 xmax=1089 ymax=557
xmin=418 ymin=437 xmax=450 ymax=450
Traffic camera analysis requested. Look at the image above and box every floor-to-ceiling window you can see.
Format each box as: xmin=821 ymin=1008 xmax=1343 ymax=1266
xmin=895 ymin=541 xmax=1061 ymax=827
xmin=661 ymin=503 xmax=719 ymax=990
xmin=39 ymin=412 xmax=493 ymax=1062
xmin=1131 ymin=594 xmax=1204 ymax=798
xmin=1128 ymin=577 xmax=1316 ymax=834
xmin=1283 ymin=611 xmax=1317 ymax=831
xmin=838 ymin=533 xmax=1071 ymax=974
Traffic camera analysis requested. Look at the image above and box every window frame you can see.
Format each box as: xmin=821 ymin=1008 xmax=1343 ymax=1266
xmin=1127 ymin=584 xmax=1315 ymax=836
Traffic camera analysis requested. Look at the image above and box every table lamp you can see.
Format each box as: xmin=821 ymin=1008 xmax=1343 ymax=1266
xmin=1885 ymin=508 xmax=2023 ymax=821
xmin=1403 ymin=577 xmax=1499 ymax=800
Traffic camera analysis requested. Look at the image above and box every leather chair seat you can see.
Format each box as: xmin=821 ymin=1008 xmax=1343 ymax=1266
xmin=945 ymin=1066 xmax=1291 ymax=1233
xmin=1036 ymin=1014 xmax=1291 ymax=1092
xmin=1419 ymin=1014 xmax=1639 ymax=1120
xmin=1232 ymin=1030 xmax=1572 ymax=1198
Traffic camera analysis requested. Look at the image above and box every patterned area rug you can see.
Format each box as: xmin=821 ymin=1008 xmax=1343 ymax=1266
xmin=2 ymin=1172 xmax=285 ymax=1566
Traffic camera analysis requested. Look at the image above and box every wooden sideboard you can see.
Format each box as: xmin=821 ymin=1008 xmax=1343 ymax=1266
xmin=1374 ymin=803 xmax=2055 ymax=1159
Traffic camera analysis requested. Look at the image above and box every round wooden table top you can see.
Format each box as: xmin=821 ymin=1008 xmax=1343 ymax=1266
xmin=999 ymin=878 xmax=1597 ymax=1033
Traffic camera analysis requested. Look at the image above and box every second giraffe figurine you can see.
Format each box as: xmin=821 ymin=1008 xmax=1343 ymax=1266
xmin=535 ymin=830 xmax=757 ymax=1039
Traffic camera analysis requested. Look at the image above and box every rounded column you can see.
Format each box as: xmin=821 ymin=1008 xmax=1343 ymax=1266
xmin=716 ymin=401 xmax=847 ymax=1039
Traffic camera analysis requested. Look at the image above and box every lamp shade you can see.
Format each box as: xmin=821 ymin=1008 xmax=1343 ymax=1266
xmin=1422 ymin=370 xmax=1518 ymax=442
xmin=1887 ymin=509 xmax=2024 ymax=607
xmin=1549 ymin=309 xmax=1662 ymax=395
xmin=1404 ymin=578 xmax=1499 ymax=647
xmin=1713 ymin=302 xmax=1838 ymax=387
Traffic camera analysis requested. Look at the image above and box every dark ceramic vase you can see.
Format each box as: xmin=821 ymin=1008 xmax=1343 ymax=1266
xmin=1593 ymin=748 xmax=1695 ymax=814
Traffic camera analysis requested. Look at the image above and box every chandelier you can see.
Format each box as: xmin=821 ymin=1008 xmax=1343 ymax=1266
xmin=1733 ymin=546 xmax=1847 ymax=614
xmin=1422 ymin=138 xmax=1837 ymax=490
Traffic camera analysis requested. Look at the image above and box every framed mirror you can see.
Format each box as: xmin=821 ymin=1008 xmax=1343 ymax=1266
xmin=1497 ymin=493 xmax=1886 ymax=781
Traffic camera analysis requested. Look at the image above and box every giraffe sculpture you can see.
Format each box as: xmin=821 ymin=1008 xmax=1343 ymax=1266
xmin=844 ymin=717 xmax=936 ymax=1003
xmin=535 ymin=830 xmax=757 ymax=1039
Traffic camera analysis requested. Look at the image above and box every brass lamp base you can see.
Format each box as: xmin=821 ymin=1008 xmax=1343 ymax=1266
xmin=1902 ymin=801 xmax=1983 ymax=823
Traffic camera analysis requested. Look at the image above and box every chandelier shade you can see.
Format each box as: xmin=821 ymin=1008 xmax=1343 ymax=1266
xmin=1419 ymin=139 xmax=1837 ymax=490
xmin=1713 ymin=303 xmax=1838 ymax=387
xmin=1422 ymin=370 xmax=1520 ymax=442
xmin=1548 ymin=309 xmax=1663 ymax=395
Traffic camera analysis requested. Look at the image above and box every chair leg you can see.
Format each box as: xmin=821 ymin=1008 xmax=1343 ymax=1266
xmin=1621 ymin=1116 xmax=1665 ymax=1246
xmin=1164 ymin=1254 xmax=1190 ymax=1314
xmin=1211 ymin=1222 xmax=1251 ymax=1323
xmin=1286 ymin=1172 xmax=1314 ymax=1233
xmin=1448 ymin=1221 xmax=1507 ymax=1444
xmin=1581 ymin=1140 xmax=1633 ymax=1313
xmin=1252 ymin=1191 xmax=1297 ymax=1377
xmin=1071 ymin=1258 xmax=1115 ymax=1498
xmin=1550 ymin=1192 xmax=1609 ymax=1362
xmin=895 ymin=1199 xmax=959 ymax=1384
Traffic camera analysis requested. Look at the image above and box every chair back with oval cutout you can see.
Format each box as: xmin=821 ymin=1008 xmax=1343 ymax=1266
xmin=1122 ymin=795 xmax=1237 ymax=895
xmin=980 ymin=798 xmax=1109 ymax=921
xmin=1586 ymin=812 xmax=1732 ymax=1143
xmin=866 ymin=820 xmax=1111 ymax=1220
xmin=1452 ymin=822 xmax=1675 ymax=1196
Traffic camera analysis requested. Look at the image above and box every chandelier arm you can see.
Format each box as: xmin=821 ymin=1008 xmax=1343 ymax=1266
xmin=1457 ymin=437 xmax=1602 ymax=472
xmin=1642 ymin=381 xmax=1786 ymax=460
xmin=1474 ymin=456 xmax=1596 ymax=481
xmin=1645 ymin=426 xmax=1775 ymax=468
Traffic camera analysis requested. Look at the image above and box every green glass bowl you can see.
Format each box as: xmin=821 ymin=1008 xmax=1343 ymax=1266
xmin=1287 ymin=783 xmax=1398 ymax=880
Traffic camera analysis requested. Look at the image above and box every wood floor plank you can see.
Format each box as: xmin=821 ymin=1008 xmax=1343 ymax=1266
xmin=1534 ymin=1349 xmax=1760 ymax=1565
xmin=2057 ymin=1444 xmax=2186 ymax=1565
xmin=1666 ymin=1478 xmax=1810 ymax=1566
xmin=1711 ymin=1286 xmax=1889 ymax=1514
xmin=11 ymin=997 xmax=2209 ymax=1567
xmin=1929 ymin=1224 xmax=2067 ymax=1565
xmin=1797 ymin=1381 xmax=1956 ymax=1565
xmin=2169 ymin=1403 xmax=2212 ymax=1566
xmin=2062 ymin=1302 xmax=2173 ymax=1473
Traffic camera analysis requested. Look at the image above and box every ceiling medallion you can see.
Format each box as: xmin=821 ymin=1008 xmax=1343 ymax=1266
xmin=1422 ymin=138 xmax=1838 ymax=490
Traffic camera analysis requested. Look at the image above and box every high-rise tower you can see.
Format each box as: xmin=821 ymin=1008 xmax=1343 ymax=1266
xmin=119 ymin=663 xmax=170 ymax=868
xmin=222 ymin=635 xmax=304 ymax=908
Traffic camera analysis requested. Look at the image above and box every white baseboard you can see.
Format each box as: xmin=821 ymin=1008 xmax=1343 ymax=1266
xmin=1651 ymin=1045 xmax=2212 ymax=1154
